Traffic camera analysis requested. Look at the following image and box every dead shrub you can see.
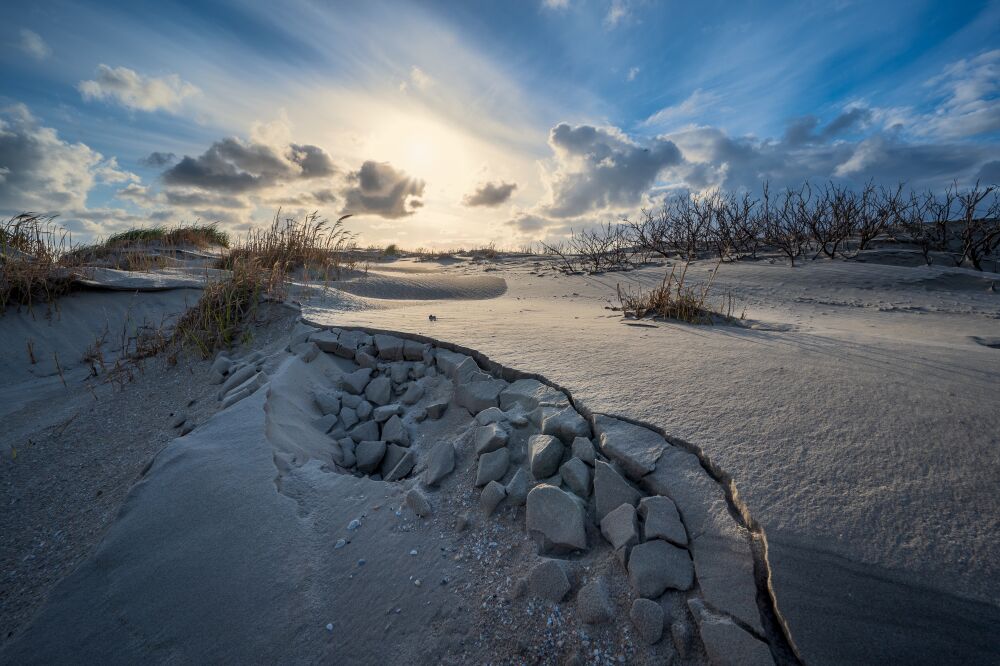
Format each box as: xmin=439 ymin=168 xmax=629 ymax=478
xmin=616 ymin=259 xmax=742 ymax=324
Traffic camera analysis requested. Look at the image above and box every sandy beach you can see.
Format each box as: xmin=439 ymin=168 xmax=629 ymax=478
xmin=1 ymin=246 xmax=997 ymax=664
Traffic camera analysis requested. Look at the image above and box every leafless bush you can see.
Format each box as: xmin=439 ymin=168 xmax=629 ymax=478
xmin=954 ymin=181 xmax=1000 ymax=271
xmin=759 ymin=184 xmax=808 ymax=266
xmin=570 ymin=222 xmax=634 ymax=272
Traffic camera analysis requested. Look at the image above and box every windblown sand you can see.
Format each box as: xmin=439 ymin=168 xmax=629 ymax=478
xmin=1 ymin=249 xmax=998 ymax=664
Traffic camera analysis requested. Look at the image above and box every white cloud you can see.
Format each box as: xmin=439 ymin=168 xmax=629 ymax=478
xmin=19 ymin=29 xmax=50 ymax=60
xmin=0 ymin=104 xmax=131 ymax=212
xmin=626 ymin=66 xmax=640 ymax=82
xmin=604 ymin=0 xmax=628 ymax=28
xmin=919 ymin=49 xmax=1000 ymax=139
xmin=541 ymin=122 xmax=683 ymax=217
xmin=641 ymin=89 xmax=720 ymax=129
xmin=541 ymin=0 xmax=570 ymax=9
xmin=78 ymin=65 xmax=199 ymax=113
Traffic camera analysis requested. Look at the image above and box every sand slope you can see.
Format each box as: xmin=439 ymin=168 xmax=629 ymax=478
xmin=300 ymin=256 xmax=1000 ymax=664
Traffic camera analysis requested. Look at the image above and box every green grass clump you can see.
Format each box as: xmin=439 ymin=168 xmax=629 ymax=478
xmin=105 ymin=223 xmax=230 ymax=248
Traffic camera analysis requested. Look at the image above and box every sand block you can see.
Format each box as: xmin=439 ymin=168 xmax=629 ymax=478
xmin=526 ymin=484 xmax=587 ymax=553
xmin=576 ymin=578 xmax=613 ymax=624
xmin=373 ymin=334 xmax=405 ymax=361
xmin=593 ymin=414 xmax=667 ymax=481
xmin=476 ymin=448 xmax=509 ymax=487
xmin=475 ymin=423 xmax=508 ymax=455
xmin=571 ymin=437 xmax=596 ymax=466
xmin=537 ymin=405 xmax=591 ymax=443
xmin=593 ymin=460 xmax=641 ymax=521
xmin=688 ymin=599 xmax=773 ymax=666
xmin=499 ymin=378 xmax=570 ymax=412
xmin=628 ymin=539 xmax=693 ymax=597
xmin=600 ymin=503 xmax=639 ymax=553
xmin=560 ymin=457 xmax=591 ymax=498
xmin=355 ymin=440 xmax=386 ymax=473
xmin=528 ymin=434 xmax=564 ymax=479
xmin=639 ymin=495 xmax=687 ymax=547
xmin=630 ymin=598 xmax=665 ymax=645
xmin=642 ymin=447 xmax=763 ymax=634
xmin=528 ymin=559 xmax=571 ymax=602
xmin=480 ymin=481 xmax=507 ymax=516
xmin=423 ymin=441 xmax=455 ymax=486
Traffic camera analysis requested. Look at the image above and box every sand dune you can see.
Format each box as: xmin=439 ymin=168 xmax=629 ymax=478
xmin=328 ymin=270 xmax=507 ymax=300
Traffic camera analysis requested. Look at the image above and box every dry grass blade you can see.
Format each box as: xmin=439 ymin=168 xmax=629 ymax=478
xmin=0 ymin=213 xmax=75 ymax=315
xmin=172 ymin=258 xmax=284 ymax=358
xmin=222 ymin=210 xmax=357 ymax=280
xmin=616 ymin=259 xmax=742 ymax=324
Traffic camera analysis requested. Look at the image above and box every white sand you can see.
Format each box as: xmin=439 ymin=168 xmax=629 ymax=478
xmin=2 ymin=250 xmax=998 ymax=664
xmin=298 ymin=253 xmax=1000 ymax=664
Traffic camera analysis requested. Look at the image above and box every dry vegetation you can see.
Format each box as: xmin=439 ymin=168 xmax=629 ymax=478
xmin=616 ymin=260 xmax=742 ymax=324
xmin=0 ymin=213 xmax=74 ymax=314
xmin=221 ymin=211 xmax=357 ymax=280
xmin=172 ymin=257 xmax=285 ymax=357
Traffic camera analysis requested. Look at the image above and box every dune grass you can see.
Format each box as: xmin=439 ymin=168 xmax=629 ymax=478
xmin=221 ymin=211 xmax=356 ymax=279
xmin=0 ymin=213 xmax=74 ymax=314
xmin=616 ymin=259 xmax=742 ymax=324
xmin=172 ymin=257 xmax=284 ymax=357
xmin=104 ymin=223 xmax=230 ymax=248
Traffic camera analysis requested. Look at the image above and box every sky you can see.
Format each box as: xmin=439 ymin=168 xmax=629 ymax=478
xmin=1 ymin=0 xmax=998 ymax=247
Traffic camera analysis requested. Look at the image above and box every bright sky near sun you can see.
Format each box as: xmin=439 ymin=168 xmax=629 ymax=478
xmin=1 ymin=0 xmax=998 ymax=247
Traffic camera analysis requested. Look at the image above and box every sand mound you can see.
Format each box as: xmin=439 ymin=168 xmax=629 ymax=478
xmin=329 ymin=271 xmax=507 ymax=301
xmin=1 ymin=322 xmax=784 ymax=664
xmin=73 ymin=266 xmax=229 ymax=290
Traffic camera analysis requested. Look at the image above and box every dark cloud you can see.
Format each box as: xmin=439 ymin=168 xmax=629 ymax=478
xmin=976 ymin=160 xmax=1000 ymax=184
xmin=784 ymin=108 xmax=872 ymax=146
xmin=463 ymin=180 xmax=517 ymax=207
xmin=666 ymin=123 xmax=994 ymax=193
xmin=544 ymin=123 xmax=682 ymax=217
xmin=140 ymin=151 xmax=176 ymax=167
xmin=341 ymin=160 xmax=424 ymax=218
xmin=162 ymin=137 xmax=336 ymax=193
xmin=505 ymin=212 xmax=551 ymax=233
xmin=163 ymin=190 xmax=247 ymax=209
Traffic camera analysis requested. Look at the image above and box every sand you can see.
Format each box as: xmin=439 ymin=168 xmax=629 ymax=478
xmin=1 ymin=247 xmax=998 ymax=664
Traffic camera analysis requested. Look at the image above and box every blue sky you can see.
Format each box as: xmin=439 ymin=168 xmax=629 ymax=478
xmin=1 ymin=0 xmax=997 ymax=245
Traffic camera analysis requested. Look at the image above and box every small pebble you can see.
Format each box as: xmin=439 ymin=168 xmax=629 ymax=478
xmin=414 ymin=579 xmax=422 ymax=587
xmin=348 ymin=519 xmax=361 ymax=531
xmin=334 ymin=539 xmax=347 ymax=549
xmin=409 ymin=549 xmax=417 ymax=556
xmin=326 ymin=623 xmax=333 ymax=632
xmin=357 ymin=559 xmax=366 ymax=566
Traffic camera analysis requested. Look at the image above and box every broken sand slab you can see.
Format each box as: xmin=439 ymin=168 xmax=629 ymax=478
xmin=2 ymin=322 xmax=791 ymax=665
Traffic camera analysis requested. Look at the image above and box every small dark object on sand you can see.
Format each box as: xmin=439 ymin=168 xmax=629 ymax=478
xmin=429 ymin=314 xmax=437 ymax=321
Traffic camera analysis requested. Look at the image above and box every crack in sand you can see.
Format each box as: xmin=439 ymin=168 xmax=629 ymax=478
xmin=301 ymin=319 xmax=801 ymax=664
